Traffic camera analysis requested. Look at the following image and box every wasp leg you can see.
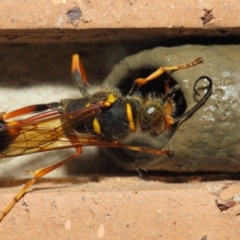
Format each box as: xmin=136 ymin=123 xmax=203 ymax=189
xmin=1 ymin=102 xmax=60 ymax=121
xmin=173 ymin=76 xmax=212 ymax=123
xmin=0 ymin=144 xmax=82 ymax=222
xmin=115 ymin=145 xmax=174 ymax=157
xmin=0 ymin=122 xmax=82 ymax=221
xmin=164 ymin=77 xmax=171 ymax=94
xmin=129 ymin=57 xmax=203 ymax=94
xmin=164 ymin=115 xmax=174 ymax=130
xmin=72 ymin=54 xmax=89 ymax=97
xmin=91 ymin=141 xmax=174 ymax=157
xmin=162 ymin=80 xmax=179 ymax=130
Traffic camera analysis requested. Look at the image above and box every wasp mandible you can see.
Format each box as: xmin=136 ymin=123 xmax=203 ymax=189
xmin=0 ymin=54 xmax=212 ymax=221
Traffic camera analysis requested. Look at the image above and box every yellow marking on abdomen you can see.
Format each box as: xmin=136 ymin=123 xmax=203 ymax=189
xmin=126 ymin=103 xmax=136 ymax=132
xmin=93 ymin=118 xmax=101 ymax=135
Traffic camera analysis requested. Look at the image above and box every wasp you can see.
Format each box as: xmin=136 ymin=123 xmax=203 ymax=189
xmin=0 ymin=54 xmax=212 ymax=221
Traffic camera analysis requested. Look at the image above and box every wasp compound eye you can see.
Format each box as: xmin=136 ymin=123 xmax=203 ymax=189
xmin=139 ymin=102 xmax=164 ymax=129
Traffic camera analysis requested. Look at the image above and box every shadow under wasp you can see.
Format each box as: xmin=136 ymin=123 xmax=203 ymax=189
xmin=0 ymin=54 xmax=212 ymax=221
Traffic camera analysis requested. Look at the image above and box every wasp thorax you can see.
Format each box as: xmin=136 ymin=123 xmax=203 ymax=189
xmin=139 ymin=101 xmax=164 ymax=130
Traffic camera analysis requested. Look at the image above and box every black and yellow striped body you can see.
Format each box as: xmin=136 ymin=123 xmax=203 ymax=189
xmin=60 ymin=88 xmax=141 ymax=141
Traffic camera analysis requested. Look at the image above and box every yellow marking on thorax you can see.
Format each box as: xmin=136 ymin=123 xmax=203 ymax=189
xmin=85 ymin=102 xmax=90 ymax=107
xmin=107 ymin=93 xmax=116 ymax=103
xmin=91 ymin=95 xmax=116 ymax=135
xmin=93 ymin=118 xmax=101 ymax=135
xmin=126 ymin=103 xmax=136 ymax=132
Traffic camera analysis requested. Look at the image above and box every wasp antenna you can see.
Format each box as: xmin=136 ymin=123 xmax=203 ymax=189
xmin=173 ymin=75 xmax=212 ymax=123
xmin=193 ymin=75 xmax=210 ymax=96
xmin=128 ymin=57 xmax=203 ymax=96
xmin=71 ymin=54 xmax=89 ymax=97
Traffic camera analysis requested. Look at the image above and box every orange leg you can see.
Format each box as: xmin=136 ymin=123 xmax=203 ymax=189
xmin=129 ymin=57 xmax=203 ymax=94
xmin=88 ymin=141 xmax=174 ymax=157
xmin=164 ymin=77 xmax=171 ymax=94
xmin=164 ymin=110 xmax=175 ymax=130
xmin=0 ymin=146 xmax=82 ymax=222
xmin=164 ymin=78 xmax=176 ymax=130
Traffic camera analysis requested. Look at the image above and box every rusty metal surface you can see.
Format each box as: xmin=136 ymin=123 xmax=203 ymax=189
xmin=104 ymin=45 xmax=240 ymax=172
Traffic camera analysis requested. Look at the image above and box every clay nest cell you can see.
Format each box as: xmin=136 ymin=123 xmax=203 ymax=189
xmin=103 ymin=45 xmax=240 ymax=172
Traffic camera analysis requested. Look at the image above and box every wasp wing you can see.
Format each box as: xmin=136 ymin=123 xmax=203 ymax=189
xmin=0 ymin=102 xmax=106 ymax=161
